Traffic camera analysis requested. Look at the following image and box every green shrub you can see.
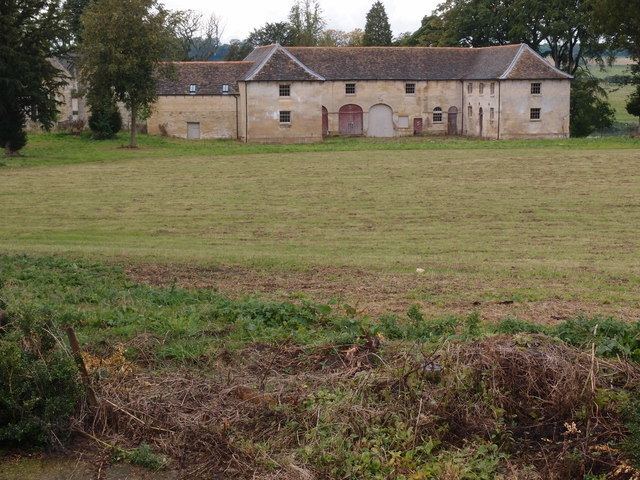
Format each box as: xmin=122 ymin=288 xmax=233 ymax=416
xmin=88 ymin=96 xmax=122 ymax=140
xmin=552 ymin=316 xmax=640 ymax=361
xmin=0 ymin=334 xmax=82 ymax=446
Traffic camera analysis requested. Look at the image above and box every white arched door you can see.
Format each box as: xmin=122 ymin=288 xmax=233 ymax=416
xmin=367 ymin=104 xmax=394 ymax=137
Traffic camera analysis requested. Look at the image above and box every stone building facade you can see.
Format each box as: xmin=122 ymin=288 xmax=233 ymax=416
xmin=147 ymin=43 xmax=572 ymax=142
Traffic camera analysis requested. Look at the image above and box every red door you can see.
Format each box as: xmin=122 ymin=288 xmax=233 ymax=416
xmin=322 ymin=106 xmax=328 ymax=136
xmin=413 ymin=117 xmax=423 ymax=135
xmin=338 ymin=104 xmax=363 ymax=135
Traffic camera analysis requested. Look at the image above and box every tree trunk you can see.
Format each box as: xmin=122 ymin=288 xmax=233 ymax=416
xmin=129 ymin=104 xmax=138 ymax=148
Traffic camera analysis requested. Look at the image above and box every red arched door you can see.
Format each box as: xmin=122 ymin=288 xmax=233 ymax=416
xmin=322 ymin=106 xmax=328 ymax=136
xmin=339 ymin=104 xmax=363 ymax=135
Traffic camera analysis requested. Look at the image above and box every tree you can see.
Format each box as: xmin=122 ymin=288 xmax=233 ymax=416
xmin=288 ymin=0 xmax=325 ymax=46
xmin=225 ymin=39 xmax=253 ymax=60
xmin=63 ymin=0 xmax=92 ymax=43
xmin=363 ymin=1 xmax=392 ymax=46
xmin=627 ymin=85 xmax=640 ymax=129
xmin=79 ymin=0 xmax=177 ymax=148
xmin=87 ymin=89 xmax=122 ymax=139
xmin=408 ymin=0 xmax=602 ymax=74
xmin=570 ymin=71 xmax=616 ymax=136
xmin=248 ymin=22 xmax=295 ymax=46
xmin=1 ymin=0 xmax=67 ymax=156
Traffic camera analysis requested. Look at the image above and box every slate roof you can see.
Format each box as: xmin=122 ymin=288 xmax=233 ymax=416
xmin=283 ymin=44 xmax=570 ymax=81
xmin=245 ymin=47 xmax=324 ymax=81
xmin=499 ymin=45 xmax=571 ymax=80
xmin=156 ymin=43 xmax=570 ymax=95
xmin=156 ymin=61 xmax=252 ymax=95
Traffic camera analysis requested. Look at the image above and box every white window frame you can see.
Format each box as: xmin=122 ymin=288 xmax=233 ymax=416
xmin=222 ymin=84 xmax=230 ymax=94
xmin=433 ymin=107 xmax=443 ymax=123
xmin=189 ymin=84 xmax=197 ymax=94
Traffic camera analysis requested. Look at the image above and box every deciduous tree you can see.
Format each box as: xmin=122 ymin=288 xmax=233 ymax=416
xmin=79 ymin=0 xmax=176 ymax=148
xmin=288 ymin=0 xmax=325 ymax=46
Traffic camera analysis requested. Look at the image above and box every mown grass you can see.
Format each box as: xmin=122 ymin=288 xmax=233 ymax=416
xmin=1 ymin=134 xmax=639 ymax=310
xmin=4 ymin=132 xmax=640 ymax=168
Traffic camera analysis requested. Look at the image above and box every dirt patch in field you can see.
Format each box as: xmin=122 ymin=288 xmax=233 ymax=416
xmin=124 ymin=264 xmax=640 ymax=323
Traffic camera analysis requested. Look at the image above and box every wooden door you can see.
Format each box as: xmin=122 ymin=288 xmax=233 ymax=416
xmin=413 ymin=117 xmax=423 ymax=135
xmin=447 ymin=107 xmax=458 ymax=135
xmin=338 ymin=104 xmax=363 ymax=135
xmin=322 ymin=106 xmax=328 ymax=136
xmin=479 ymin=108 xmax=484 ymax=137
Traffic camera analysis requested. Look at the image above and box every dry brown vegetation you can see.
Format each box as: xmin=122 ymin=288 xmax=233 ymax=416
xmin=72 ymin=335 xmax=640 ymax=479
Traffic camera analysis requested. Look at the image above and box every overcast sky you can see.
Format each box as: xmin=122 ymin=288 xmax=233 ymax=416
xmin=161 ymin=0 xmax=440 ymax=42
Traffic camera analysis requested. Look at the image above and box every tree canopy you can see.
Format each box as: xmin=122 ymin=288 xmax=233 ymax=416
xmin=79 ymin=0 xmax=177 ymax=147
xmin=363 ymin=1 xmax=392 ymax=46
xmin=1 ymin=0 xmax=67 ymax=155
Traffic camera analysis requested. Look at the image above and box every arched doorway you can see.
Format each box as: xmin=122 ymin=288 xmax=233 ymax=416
xmin=338 ymin=104 xmax=363 ymax=135
xmin=367 ymin=103 xmax=394 ymax=137
xmin=322 ymin=106 xmax=328 ymax=136
xmin=447 ymin=107 xmax=458 ymax=135
xmin=479 ymin=107 xmax=484 ymax=137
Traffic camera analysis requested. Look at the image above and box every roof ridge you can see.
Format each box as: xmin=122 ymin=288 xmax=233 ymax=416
xmin=499 ymin=44 xmax=572 ymax=80
xmin=287 ymin=43 xmax=523 ymax=50
xmin=243 ymin=44 xmax=279 ymax=80
xmin=279 ymin=45 xmax=325 ymax=81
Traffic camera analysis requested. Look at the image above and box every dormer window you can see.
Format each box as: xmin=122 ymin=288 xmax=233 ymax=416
xmin=222 ymin=84 xmax=230 ymax=94
xmin=189 ymin=84 xmax=197 ymax=95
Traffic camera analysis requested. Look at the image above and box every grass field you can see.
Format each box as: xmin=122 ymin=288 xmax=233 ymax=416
xmin=590 ymin=61 xmax=638 ymax=125
xmin=2 ymin=133 xmax=640 ymax=319
xmin=3 ymin=134 xmax=640 ymax=479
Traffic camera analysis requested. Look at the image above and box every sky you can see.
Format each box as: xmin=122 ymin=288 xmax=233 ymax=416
xmin=161 ymin=0 xmax=440 ymax=42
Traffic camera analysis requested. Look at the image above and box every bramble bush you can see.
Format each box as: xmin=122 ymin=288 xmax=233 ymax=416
xmin=0 ymin=306 xmax=83 ymax=447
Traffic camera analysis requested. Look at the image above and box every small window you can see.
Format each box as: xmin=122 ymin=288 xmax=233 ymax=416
xmin=530 ymin=108 xmax=541 ymax=121
xmin=490 ymin=107 xmax=495 ymax=121
xmin=531 ymin=82 xmax=541 ymax=95
xmin=490 ymin=82 xmax=495 ymax=95
xmin=405 ymin=83 xmax=416 ymax=94
xmin=479 ymin=83 xmax=484 ymax=95
xmin=189 ymin=84 xmax=197 ymax=94
xmin=398 ymin=116 xmax=409 ymax=128
xmin=468 ymin=105 xmax=473 ymax=117
xmin=345 ymin=83 xmax=356 ymax=95
xmin=279 ymin=84 xmax=290 ymax=97
xmin=433 ymin=107 xmax=443 ymax=123
xmin=279 ymin=110 xmax=291 ymax=123
xmin=222 ymin=84 xmax=230 ymax=93
xmin=71 ymin=98 xmax=79 ymax=116
xmin=467 ymin=82 xmax=473 ymax=94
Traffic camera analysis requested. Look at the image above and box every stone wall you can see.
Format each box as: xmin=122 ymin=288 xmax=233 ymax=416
xmin=148 ymin=78 xmax=571 ymax=142
xmin=317 ymin=80 xmax=463 ymax=137
xmin=498 ymin=80 xmax=570 ymax=139
xmin=242 ymin=81 xmax=323 ymax=143
xmin=147 ymin=95 xmax=238 ymax=139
